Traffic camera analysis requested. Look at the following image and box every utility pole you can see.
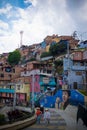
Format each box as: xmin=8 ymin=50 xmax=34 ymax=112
xmin=32 ymin=72 xmax=35 ymax=110
xmin=13 ymin=84 xmax=16 ymax=110
xmin=67 ymin=41 xmax=70 ymax=89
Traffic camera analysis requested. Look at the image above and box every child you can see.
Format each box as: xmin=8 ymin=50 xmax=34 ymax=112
xmin=44 ymin=108 xmax=51 ymax=125
xmin=36 ymin=107 xmax=42 ymax=124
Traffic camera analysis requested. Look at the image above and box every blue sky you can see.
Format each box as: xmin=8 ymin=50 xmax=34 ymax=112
xmin=0 ymin=0 xmax=87 ymax=54
xmin=0 ymin=0 xmax=31 ymax=8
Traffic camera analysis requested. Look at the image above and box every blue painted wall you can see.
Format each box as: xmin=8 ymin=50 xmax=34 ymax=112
xmin=40 ymin=89 xmax=85 ymax=107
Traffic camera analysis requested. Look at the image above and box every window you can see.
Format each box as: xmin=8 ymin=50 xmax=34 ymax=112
xmin=35 ymin=76 xmax=38 ymax=82
xmin=6 ymin=86 xmax=10 ymax=89
xmin=6 ymin=93 xmax=9 ymax=97
xmin=47 ymin=70 xmax=51 ymax=74
xmin=1 ymin=74 xmax=4 ymax=77
xmin=76 ymin=71 xmax=82 ymax=75
xmin=8 ymin=74 xmax=12 ymax=78
xmin=9 ymin=85 xmax=11 ymax=89
xmin=80 ymin=62 xmax=84 ymax=66
xmin=17 ymin=85 xmax=20 ymax=90
xmin=24 ymin=71 xmax=26 ymax=74
xmin=73 ymin=62 xmax=78 ymax=65
xmin=13 ymin=69 xmax=15 ymax=73
xmin=0 ymin=93 xmax=2 ymax=96
xmin=5 ymin=67 xmax=12 ymax=72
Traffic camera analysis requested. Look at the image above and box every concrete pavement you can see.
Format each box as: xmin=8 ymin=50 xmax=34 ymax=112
xmin=54 ymin=105 xmax=87 ymax=130
xmin=23 ymin=105 xmax=87 ymax=130
xmin=0 ymin=105 xmax=87 ymax=130
xmin=23 ymin=108 xmax=66 ymax=130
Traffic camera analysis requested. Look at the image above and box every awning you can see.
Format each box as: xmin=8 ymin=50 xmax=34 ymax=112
xmin=47 ymin=87 xmax=55 ymax=91
xmin=49 ymin=81 xmax=56 ymax=86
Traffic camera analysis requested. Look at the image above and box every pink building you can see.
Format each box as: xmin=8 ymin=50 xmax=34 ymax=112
xmin=30 ymin=75 xmax=40 ymax=93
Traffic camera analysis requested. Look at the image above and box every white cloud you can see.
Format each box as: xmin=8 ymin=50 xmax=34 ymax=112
xmin=0 ymin=20 xmax=9 ymax=30
xmin=0 ymin=0 xmax=87 ymax=54
xmin=0 ymin=4 xmax=12 ymax=15
xmin=24 ymin=0 xmax=37 ymax=6
xmin=80 ymin=2 xmax=87 ymax=21
xmin=0 ymin=34 xmax=19 ymax=53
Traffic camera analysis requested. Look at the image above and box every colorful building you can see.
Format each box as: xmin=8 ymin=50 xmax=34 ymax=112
xmin=63 ymin=49 xmax=87 ymax=89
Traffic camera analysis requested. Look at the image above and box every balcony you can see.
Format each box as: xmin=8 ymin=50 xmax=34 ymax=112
xmin=71 ymin=65 xmax=87 ymax=71
xmin=0 ymin=88 xmax=14 ymax=93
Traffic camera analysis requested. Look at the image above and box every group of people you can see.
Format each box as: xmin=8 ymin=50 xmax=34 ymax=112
xmin=35 ymin=106 xmax=51 ymax=125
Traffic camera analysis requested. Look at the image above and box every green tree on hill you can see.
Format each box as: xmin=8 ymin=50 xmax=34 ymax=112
xmin=49 ymin=41 xmax=67 ymax=57
xmin=40 ymin=52 xmax=51 ymax=58
xmin=8 ymin=50 xmax=21 ymax=66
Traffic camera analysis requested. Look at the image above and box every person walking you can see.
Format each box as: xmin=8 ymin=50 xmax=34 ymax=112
xmin=40 ymin=105 xmax=44 ymax=120
xmin=43 ymin=108 xmax=51 ymax=125
xmin=36 ymin=107 xmax=42 ymax=124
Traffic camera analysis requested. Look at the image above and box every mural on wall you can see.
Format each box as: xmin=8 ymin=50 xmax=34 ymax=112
xmin=55 ymin=90 xmax=71 ymax=110
xmin=40 ymin=76 xmax=56 ymax=91
xmin=30 ymin=75 xmax=40 ymax=93
xmin=30 ymin=75 xmax=40 ymax=102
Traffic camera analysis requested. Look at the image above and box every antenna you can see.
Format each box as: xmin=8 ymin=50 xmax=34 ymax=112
xmin=20 ymin=31 xmax=23 ymax=47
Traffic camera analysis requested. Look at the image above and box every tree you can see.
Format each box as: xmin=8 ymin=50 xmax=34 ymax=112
xmin=49 ymin=41 xmax=67 ymax=57
xmin=72 ymin=31 xmax=78 ymax=39
xmin=8 ymin=50 xmax=21 ymax=66
xmin=49 ymin=44 xmax=59 ymax=57
xmin=58 ymin=41 xmax=67 ymax=53
xmin=54 ymin=60 xmax=63 ymax=67
xmin=40 ymin=52 xmax=51 ymax=58
xmin=54 ymin=60 xmax=63 ymax=74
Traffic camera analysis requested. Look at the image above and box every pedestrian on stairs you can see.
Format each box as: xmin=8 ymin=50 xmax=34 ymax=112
xmin=36 ymin=107 xmax=42 ymax=124
xmin=44 ymin=108 xmax=51 ymax=125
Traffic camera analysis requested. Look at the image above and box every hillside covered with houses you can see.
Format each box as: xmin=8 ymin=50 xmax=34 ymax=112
xmin=0 ymin=34 xmax=87 ymax=106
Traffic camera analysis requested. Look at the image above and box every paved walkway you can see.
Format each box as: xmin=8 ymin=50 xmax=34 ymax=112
xmin=23 ymin=105 xmax=87 ymax=130
xmin=23 ymin=109 xmax=66 ymax=130
xmin=1 ymin=105 xmax=87 ymax=130
xmin=54 ymin=105 xmax=87 ymax=130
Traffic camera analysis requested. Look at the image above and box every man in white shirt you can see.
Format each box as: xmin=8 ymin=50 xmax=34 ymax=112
xmin=44 ymin=108 xmax=51 ymax=125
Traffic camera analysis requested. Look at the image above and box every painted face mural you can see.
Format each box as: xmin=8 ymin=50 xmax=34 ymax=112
xmin=62 ymin=91 xmax=69 ymax=102
xmin=62 ymin=90 xmax=71 ymax=109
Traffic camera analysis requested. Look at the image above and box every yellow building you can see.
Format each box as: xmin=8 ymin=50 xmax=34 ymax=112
xmin=46 ymin=45 xmax=50 ymax=52
xmin=52 ymin=37 xmax=60 ymax=43
xmin=16 ymin=83 xmax=30 ymax=102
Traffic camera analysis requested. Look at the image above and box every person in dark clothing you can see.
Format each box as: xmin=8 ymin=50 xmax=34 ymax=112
xmin=40 ymin=105 xmax=44 ymax=114
xmin=40 ymin=105 xmax=44 ymax=120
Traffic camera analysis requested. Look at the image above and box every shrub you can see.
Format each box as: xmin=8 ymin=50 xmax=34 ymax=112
xmin=79 ymin=90 xmax=87 ymax=96
xmin=0 ymin=114 xmax=6 ymax=125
